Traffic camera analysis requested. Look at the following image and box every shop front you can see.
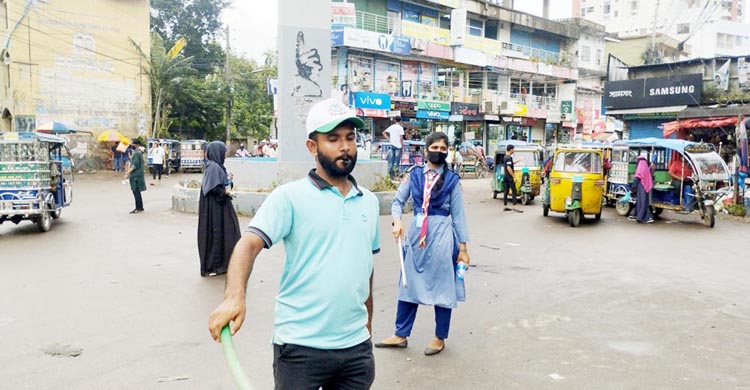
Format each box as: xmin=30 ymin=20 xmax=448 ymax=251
xmin=352 ymin=92 xmax=392 ymax=140
xmin=450 ymin=103 xmax=482 ymax=147
xmin=392 ymin=100 xmax=422 ymax=139
xmin=415 ymin=99 xmax=452 ymax=137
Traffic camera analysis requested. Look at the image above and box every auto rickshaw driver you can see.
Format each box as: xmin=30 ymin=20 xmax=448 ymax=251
xmin=668 ymin=153 xmax=694 ymax=207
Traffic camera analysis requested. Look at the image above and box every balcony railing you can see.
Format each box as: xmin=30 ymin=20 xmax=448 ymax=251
xmin=355 ymin=11 xmax=397 ymax=34
xmin=501 ymin=42 xmax=575 ymax=68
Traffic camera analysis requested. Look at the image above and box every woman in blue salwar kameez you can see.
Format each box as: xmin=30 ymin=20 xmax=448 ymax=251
xmin=375 ymin=132 xmax=470 ymax=356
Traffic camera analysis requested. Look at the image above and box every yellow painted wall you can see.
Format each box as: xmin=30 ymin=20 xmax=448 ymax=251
xmin=2 ymin=0 xmax=150 ymax=137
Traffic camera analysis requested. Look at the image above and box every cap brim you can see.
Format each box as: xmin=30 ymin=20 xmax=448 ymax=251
xmin=314 ymin=116 xmax=366 ymax=134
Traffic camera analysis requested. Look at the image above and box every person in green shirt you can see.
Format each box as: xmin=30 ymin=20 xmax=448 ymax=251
xmin=125 ymin=139 xmax=146 ymax=214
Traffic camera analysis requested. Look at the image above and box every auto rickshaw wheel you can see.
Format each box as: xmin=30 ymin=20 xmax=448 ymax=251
xmin=567 ymin=209 xmax=582 ymax=227
xmin=521 ymin=193 xmax=530 ymax=205
xmin=615 ymin=201 xmax=631 ymax=216
xmin=543 ymin=204 xmax=549 ymax=217
xmin=36 ymin=210 xmax=52 ymax=232
xmin=702 ymin=206 xmax=716 ymax=228
xmin=652 ymin=207 xmax=663 ymax=217
xmin=52 ymin=207 xmax=62 ymax=219
xmin=595 ymin=212 xmax=602 ymax=220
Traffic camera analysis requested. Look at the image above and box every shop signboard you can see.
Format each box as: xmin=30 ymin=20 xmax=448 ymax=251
xmin=417 ymin=100 xmax=451 ymax=112
xmin=604 ymin=73 xmax=702 ymax=110
xmin=416 ymin=110 xmax=450 ymax=120
xmin=561 ymin=100 xmax=573 ymax=114
xmin=351 ymin=92 xmax=391 ymax=110
xmin=393 ymin=101 xmax=417 ymax=117
xmin=451 ymin=102 xmax=480 ymax=116
xmin=336 ymin=27 xmax=411 ymax=55
xmin=356 ymin=108 xmax=388 ymax=118
xmin=331 ymin=3 xmax=356 ymax=27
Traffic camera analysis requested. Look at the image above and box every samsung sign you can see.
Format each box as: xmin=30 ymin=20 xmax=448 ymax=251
xmin=604 ymin=73 xmax=703 ymax=110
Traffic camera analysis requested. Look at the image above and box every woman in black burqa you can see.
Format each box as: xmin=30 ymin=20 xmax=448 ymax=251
xmin=198 ymin=141 xmax=241 ymax=277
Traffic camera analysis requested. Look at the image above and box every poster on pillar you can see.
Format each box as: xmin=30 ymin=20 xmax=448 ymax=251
xmin=278 ymin=0 xmax=331 ymax=162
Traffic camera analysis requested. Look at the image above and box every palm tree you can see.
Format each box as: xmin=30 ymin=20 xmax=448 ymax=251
xmin=131 ymin=33 xmax=193 ymax=138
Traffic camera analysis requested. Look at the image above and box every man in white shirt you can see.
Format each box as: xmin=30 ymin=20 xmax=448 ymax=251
xmin=382 ymin=116 xmax=404 ymax=178
xmin=149 ymin=140 xmax=165 ymax=185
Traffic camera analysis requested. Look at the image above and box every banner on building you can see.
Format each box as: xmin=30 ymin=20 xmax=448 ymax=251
xmin=401 ymin=81 xmax=413 ymax=98
xmin=334 ymin=27 xmax=411 ymax=55
xmin=331 ymin=3 xmax=356 ymax=27
xmin=451 ymin=102 xmax=480 ymax=116
xmin=267 ymin=78 xmax=278 ymax=95
xmin=603 ymin=73 xmax=702 ymax=110
xmin=739 ymin=58 xmax=750 ymax=91
xmin=416 ymin=110 xmax=450 ymax=120
xmin=450 ymin=8 xmax=467 ymax=46
xmin=417 ymin=100 xmax=451 ymax=112
xmin=351 ymin=92 xmax=391 ymax=110
xmin=715 ymin=60 xmax=730 ymax=92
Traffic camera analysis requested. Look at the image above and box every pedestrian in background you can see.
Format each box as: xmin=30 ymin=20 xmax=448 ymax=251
xmin=630 ymin=155 xmax=654 ymax=223
xmin=122 ymin=143 xmax=132 ymax=173
xmin=383 ymin=116 xmax=405 ymax=178
xmin=149 ymin=140 xmax=165 ymax=185
xmin=111 ymin=142 xmax=122 ymax=172
xmin=162 ymin=142 xmax=170 ymax=177
xmin=209 ymin=98 xmax=379 ymax=389
xmin=198 ymin=141 xmax=241 ymax=277
xmin=503 ymin=144 xmax=523 ymax=213
xmin=125 ymin=139 xmax=146 ymax=214
xmin=376 ymin=131 xmax=470 ymax=356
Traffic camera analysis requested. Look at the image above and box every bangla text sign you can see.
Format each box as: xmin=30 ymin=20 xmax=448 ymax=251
xmin=604 ymin=73 xmax=702 ymax=110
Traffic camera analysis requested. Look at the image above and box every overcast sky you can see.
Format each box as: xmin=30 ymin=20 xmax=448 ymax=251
xmin=222 ymin=0 xmax=574 ymax=62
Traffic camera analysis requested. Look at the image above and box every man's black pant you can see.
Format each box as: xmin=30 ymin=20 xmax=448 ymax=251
xmin=273 ymin=340 xmax=375 ymax=390
xmin=504 ymin=177 xmax=518 ymax=207
xmin=152 ymin=164 xmax=162 ymax=180
xmin=132 ymin=190 xmax=143 ymax=211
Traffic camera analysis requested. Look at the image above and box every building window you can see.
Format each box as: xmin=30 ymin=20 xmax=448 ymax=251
xmin=736 ymin=35 xmax=744 ymax=47
xmin=440 ymin=13 xmax=451 ymax=30
xmin=587 ymin=6 xmax=594 ymax=13
xmin=614 ymin=10 xmax=619 ymax=17
xmin=603 ymin=1 xmax=611 ymax=15
xmin=581 ymin=45 xmax=591 ymax=63
xmin=677 ymin=23 xmax=690 ymax=34
xmin=596 ymin=49 xmax=602 ymax=65
xmin=403 ymin=9 xmax=420 ymax=23
xmin=629 ymin=0 xmax=638 ymax=14
xmin=717 ymin=33 xmax=726 ymax=48
xmin=468 ymin=19 xmax=483 ymax=37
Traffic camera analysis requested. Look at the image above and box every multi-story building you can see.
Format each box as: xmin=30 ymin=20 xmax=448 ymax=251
xmin=574 ymin=0 xmax=750 ymax=61
xmin=332 ymin=0 xmax=607 ymax=153
xmin=0 ymin=0 xmax=151 ymax=137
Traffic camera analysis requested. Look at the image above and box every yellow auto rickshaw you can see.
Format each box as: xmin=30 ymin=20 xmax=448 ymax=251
xmin=491 ymin=140 xmax=543 ymax=204
xmin=542 ymin=145 xmax=605 ymax=227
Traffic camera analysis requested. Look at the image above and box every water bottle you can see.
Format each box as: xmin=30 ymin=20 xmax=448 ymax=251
xmin=183 ymin=179 xmax=188 ymax=188
xmin=456 ymin=261 xmax=468 ymax=281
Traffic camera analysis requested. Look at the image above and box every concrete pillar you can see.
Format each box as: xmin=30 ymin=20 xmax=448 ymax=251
xmin=543 ymin=0 xmax=551 ymax=19
xmin=277 ymin=0 xmax=331 ymax=163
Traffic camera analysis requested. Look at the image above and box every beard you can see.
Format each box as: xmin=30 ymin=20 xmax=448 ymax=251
xmin=318 ymin=150 xmax=357 ymax=177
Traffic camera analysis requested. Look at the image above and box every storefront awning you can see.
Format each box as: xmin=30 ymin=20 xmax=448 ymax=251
xmin=605 ymin=105 xmax=687 ymax=115
xmin=663 ymin=116 xmax=738 ymax=138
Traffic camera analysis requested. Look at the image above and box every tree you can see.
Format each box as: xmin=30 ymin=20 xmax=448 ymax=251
xmin=642 ymin=46 xmax=662 ymax=65
xmin=150 ymin=0 xmax=230 ymax=75
xmin=131 ymin=33 xmax=194 ymax=138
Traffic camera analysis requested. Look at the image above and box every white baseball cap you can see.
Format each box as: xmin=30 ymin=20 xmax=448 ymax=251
xmin=306 ymin=98 xmax=365 ymax=135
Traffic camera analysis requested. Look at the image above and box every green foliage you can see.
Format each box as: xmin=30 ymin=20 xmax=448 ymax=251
xmin=642 ymin=47 xmax=662 ymax=65
xmin=726 ymin=203 xmax=747 ymax=217
xmin=702 ymin=83 xmax=750 ymax=105
xmin=147 ymin=0 xmax=276 ymax=141
xmin=370 ymin=175 xmax=399 ymax=192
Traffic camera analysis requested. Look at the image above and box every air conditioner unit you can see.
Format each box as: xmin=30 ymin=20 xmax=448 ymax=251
xmin=499 ymin=101 xmax=508 ymax=110
xmin=411 ymin=38 xmax=427 ymax=52
xmin=484 ymin=101 xmax=494 ymax=114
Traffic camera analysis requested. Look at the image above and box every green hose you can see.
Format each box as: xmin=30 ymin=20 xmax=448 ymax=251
xmin=220 ymin=325 xmax=254 ymax=390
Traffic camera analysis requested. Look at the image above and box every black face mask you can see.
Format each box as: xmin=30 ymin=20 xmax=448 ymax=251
xmin=318 ymin=150 xmax=358 ymax=177
xmin=427 ymin=151 xmax=448 ymax=165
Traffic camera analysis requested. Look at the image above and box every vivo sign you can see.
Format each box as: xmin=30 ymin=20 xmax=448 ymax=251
xmin=351 ymin=92 xmax=391 ymax=110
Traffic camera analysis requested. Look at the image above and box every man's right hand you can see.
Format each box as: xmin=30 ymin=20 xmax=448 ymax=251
xmin=392 ymin=219 xmax=404 ymax=241
xmin=208 ymin=296 xmax=247 ymax=342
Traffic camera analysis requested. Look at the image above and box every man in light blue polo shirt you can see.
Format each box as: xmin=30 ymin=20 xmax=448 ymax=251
xmin=209 ymin=98 xmax=380 ymax=389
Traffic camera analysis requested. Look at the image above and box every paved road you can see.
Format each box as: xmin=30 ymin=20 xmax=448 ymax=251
xmin=1 ymin=172 xmax=749 ymax=389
